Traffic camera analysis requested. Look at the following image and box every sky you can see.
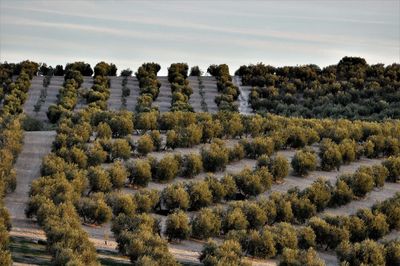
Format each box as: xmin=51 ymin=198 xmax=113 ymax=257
xmin=0 ymin=0 xmax=399 ymax=75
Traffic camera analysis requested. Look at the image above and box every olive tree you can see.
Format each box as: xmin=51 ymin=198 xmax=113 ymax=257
xmin=191 ymin=208 xmax=221 ymax=239
xmin=137 ymin=134 xmax=154 ymax=156
xmin=155 ymin=155 xmax=180 ymax=182
xmin=165 ymin=210 xmax=191 ymax=241
xmin=76 ymin=193 xmax=112 ymax=224
xmin=205 ymin=175 xmax=227 ymax=203
xmin=222 ymin=207 xmax=249 ymax=233
xmin=186 ymin=181 xmax=213 ymax=210
xmin=126 ymin=159 xmax=152 ymax=187
xmin=201 ymin=140 xmax=229 ymax=172
xmin=111 ymin=139 xmax=132 ymax=160
xmin=319 ymin=138 xmax=343 ymax=171
xmin=382 ymin=156 xmax=400 ymax=182
xmin=291 ymin=149 xmax=317 ymax=176
xmin=88 ymin=166 xmax=112 ymax=193
xmin=182 ymin=153 xmax=203 ymax=178
xmin=161 ymin=184 xmax=190 ymax=211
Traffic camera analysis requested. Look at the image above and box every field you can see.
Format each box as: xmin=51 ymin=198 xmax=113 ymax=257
xmin=1 ymin=60 xmax=399 ymax=266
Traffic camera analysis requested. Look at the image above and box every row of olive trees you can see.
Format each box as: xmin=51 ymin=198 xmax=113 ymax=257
xmin=27 ymin=111 xmax=101 ymax=264
xmin=0 ymin=61 xmax=38 ymax=265
xmin=199 ymin=228 xmax=324 ymax=266
xmin=337 ymin=239 xmax=399 ymax=266
xmin=84 ymin=109 xmax=400 ymax=151
xmin=168 ymin=63 xmax=194 ymax=112
xmin=60 ymin=113 xmax=399 ymax=193
xmin=309 ymin=193 xmax=400 ymax=251
xmin=166 ymin=192 xmax=400 ymax=265
xmin=208 ymin=64 xmax=240 ymax=112
xmin=38 ymin=127 xmax=399 ymax=227
xmin=47 ymin=66 xmax=83 ymax=123
xmin=199 ymin=226 xmax=399 ymax=266
xmin=83 ymin=62 xmax=116 ymax=110
xmin=48 ymin=61 xmax=116 ymax=120
xmin=135 ymin=63 xmax=161 ymax=112
xmin=1 ymin=61 xmax=38 ymax=115
xmin=124 ymin=159 xmax=398 ymax=246
xmin=120 ymin=75 xmax=130 ymax=108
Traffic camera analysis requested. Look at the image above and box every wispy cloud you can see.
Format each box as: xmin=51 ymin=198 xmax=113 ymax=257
xmin=1 ymin=0 xmax=398 ymax=70
xmin=2 ymin=15 xmax=343 ymax=55
xmin=2 ymin=5 xmax=397 ymax=48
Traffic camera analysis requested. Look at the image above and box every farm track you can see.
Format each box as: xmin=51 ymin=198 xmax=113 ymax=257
xmin=200 ymin=76 xmax=219 ymax=113
xmin=153 ymin=76 xmax=172 ymax=112
xmin=321 ymin=181 xmax=400 ymax=216
xmin=233 ymin=76 xmax=252 ymax=115
xmin=125 ymin=76 xmax=140 ymax=111
xmin=22 ymin=76 xmax=44 ymax=117
xmin=107 ymin=76 xmax=123 ymax=111
xmin=187 ymin=76 xmax=204 ymax=112
xmin=5 ymin=131 xmax=56 ymax=242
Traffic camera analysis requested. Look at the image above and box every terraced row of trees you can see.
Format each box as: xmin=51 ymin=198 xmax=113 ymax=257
xmin=46 ymin=67 xmax=83 ymax=123
xmin=236 ymin=57 xmax=400 ymax=119
xmin=47 ymin=61 xmax=118 ymax=123
xmin=208 ymin=64 xmax=239 ymax=112
xmin=197 ymin=193 xmax=400 ymax=266
xmin=135 ymin=63 xmax=161 ymax=112
xmin=0 ymin=61 xmax=39 ymax=265
xmin=102 ymin=157 xmax=399 ymax=229
xmin=168 ymin=63 xmax=194 ymax=112
xmin=84 ymin=62 xmax=115 ymax=110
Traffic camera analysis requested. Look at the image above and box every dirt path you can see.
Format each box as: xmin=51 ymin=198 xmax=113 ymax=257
xmin=321 ymin=181 xmax=400 ymax=216
xmin=379 ymin=230 xmax=400 ymax=242
xmin=5 ymin=131 xmax=56 ymax=240
xmin=318 ymin=251 xmax=339 ymax=266
xmin=22 ymin=76 xmax=44 ymax=117
xmin=201 ymin=76 xmax=219 ymax=113
xmin=188 ymin=76 xmax=204 ymax=112
xmin=233 ymin=76 xmax=252 ymax=115
xmin=153 ymin=76 xmax=171 ymax=112
xmin=108 ymin=76 xmax=123 ymax=111
xmin=125 ymin=76 xmax=140 ymax=111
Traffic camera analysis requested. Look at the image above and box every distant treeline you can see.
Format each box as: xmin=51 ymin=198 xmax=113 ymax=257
xmin=235 ymin=57 xmax=400 ymax=120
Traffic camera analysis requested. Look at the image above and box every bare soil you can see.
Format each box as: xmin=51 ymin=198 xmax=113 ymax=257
xmin=108 ymin=76 xmax=123 ymax=111
xmin=125 ymin=76 xmax=140 ymax=111
xmin=200 ymin=76 xmax=219 ymax=113
xmin=5 ymin=131 xmax=56 ymax=241
xmin=153 ymin=76 xmax=172 ymax=112
xmin=187 ymin=76 xmax=205 ymax=112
